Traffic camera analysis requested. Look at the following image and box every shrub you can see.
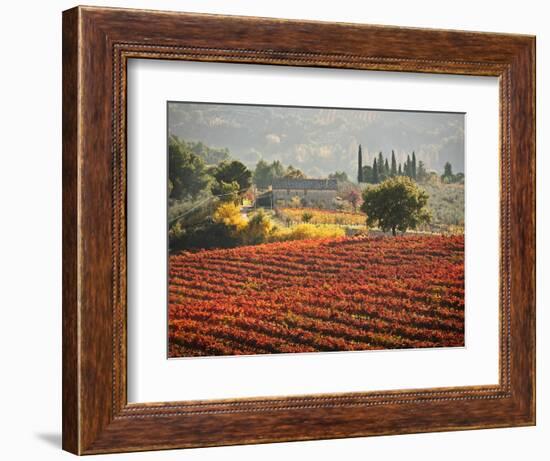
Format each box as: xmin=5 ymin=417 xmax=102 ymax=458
xmin=212 ymin=202 xmax=247 ymax=237
xmin=241 ymin=209 xmax=273 ymax=245
xmin=302 ymin=211 xmax=313 ymax=223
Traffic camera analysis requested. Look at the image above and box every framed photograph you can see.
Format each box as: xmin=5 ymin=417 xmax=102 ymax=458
xmin=62 ymin=6 xmax=535 ymax=455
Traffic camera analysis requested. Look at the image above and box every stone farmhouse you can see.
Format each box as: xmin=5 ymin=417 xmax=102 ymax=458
xmin=271 ymin=178 xmax=338 ymax=208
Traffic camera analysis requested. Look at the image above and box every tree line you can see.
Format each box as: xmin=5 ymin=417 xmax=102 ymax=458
xmin=357 ymin=145 xmax=463 ymax=185
xmin=253 ymin=160 xmax=306 ymax=189
xmin=168 ymin=135 xmax=251 ymax=204
xmin=358 ymin=145 xmax=427 ymax=184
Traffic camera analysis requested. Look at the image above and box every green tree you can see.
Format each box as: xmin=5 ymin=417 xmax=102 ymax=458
xmin=361 ymin=176 xmax=431 ymax=236
xmin=404 ymin=154 xmax=411 ymax=178
xmin=441 ymin=161 xmax=455 ymax=183
xmin=372 ymin=158 xmax=379 ymax=184
xmin=188 ymin=140 xmax=230 ymax=164
xmin=211 ymin=180 xmax=240 ymax=203
xmin=357 ymin=144 xmax=364 ymax=183
xmin=362 ymin=165 xmax=373 ymax=183
xmin=398 ymin=163 xmax=403 ymax=176
xmin=168 ymin=135 xmax=211 ymax=200
xmin=377 ymin=152 xmax=385 ymax=180
xmin=301 ymin=211 xmax=313 ymax=223
xmin=284 ymin=165 xmax=306 ymax=179
xmin=412 ymin=152 xmax=417 ymax=180
xmin=329 ymin=171 xmax=349 ymax=182
xmin=384 ymin=158 xmax=390 ymax=177
xmin=271 ymin=160 xmax=286 ymax=178
xmin=212 ymin=160 xmax=252 ymax=193
xmin=253 ymin=159 xmax=271 ymax=189
xmin=253 ymin=159 xmax=286 ymax=188
xmin=391 ymin=150 xmax=397 ymax=177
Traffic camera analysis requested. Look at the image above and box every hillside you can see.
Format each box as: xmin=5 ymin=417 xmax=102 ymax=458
xmin=168 ymin=102 xmax=464 ymax=179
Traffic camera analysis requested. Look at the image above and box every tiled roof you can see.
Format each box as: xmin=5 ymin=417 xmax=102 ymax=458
xmin=272 ymin=178 xmax=338 ymax=190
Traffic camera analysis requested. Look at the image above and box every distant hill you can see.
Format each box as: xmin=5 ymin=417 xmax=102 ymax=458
xmin=168 ymin=103 xmax=464 ymax=179
xmin=184 ymin=139 xmax=230 ymax=165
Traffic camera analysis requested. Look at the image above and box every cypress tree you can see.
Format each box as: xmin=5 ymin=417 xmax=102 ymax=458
xmin=372 ymin=158 xmax=379 ymax=183
xmin=362 ymin=165 xmax=373 ymax=183
xmin=377 ymin=152 xmax=385 ymax=180
xmin=398 ymin=163 xmax=402 ymax=175
xmin=412 ymin=151 xmax=417 ymax=180
xmin=391 ymin=150 xmax=397 ymax=176
xmin=442 ymin=162 xmax=455 ymax=183
xmin=357 ymin=144 xmax=364 ymax=183
xmin=405 ymin=154 xmax=411 ymax=177
xmin=384 ymin=158 xmax=390 ymax=177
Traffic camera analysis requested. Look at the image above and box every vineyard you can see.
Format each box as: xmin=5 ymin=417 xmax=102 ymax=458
xmin=275 ymin=207 xmax=367 ymax=226
xmin=168 ymin=234 xmax=464 ymax=357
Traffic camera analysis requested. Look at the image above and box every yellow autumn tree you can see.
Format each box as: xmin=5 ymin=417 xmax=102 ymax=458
xmin=212 ymin=202 xmax=247 ymax=238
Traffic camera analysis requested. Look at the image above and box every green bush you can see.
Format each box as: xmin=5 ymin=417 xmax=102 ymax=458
xmin=301 ymin=211 xmax=313 ymax=223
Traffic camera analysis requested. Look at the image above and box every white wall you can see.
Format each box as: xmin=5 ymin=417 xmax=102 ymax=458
xmin=0 ymin=1 xmax=546 ymax=460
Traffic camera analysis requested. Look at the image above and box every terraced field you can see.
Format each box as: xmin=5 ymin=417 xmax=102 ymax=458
xmin=168 ymin=234 xmax=464 ymax=357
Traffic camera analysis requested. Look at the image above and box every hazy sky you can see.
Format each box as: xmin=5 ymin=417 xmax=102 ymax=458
xmin=168 ymin=102 xmax=465 ymax=179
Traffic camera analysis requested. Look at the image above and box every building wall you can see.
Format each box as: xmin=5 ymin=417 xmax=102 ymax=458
xmin=273 ymin=189 xmax=337 ymax=208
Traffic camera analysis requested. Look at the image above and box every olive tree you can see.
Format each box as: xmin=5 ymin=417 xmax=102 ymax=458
xmin=361 ymin=176 xmax=431 ymax=236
